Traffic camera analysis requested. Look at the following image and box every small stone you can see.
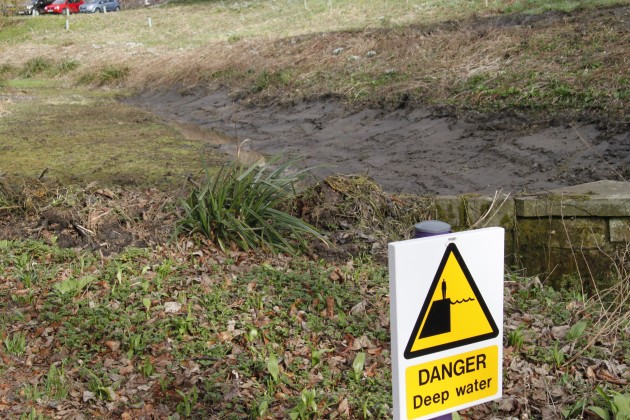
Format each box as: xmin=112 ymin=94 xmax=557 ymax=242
xmin=164 ymin=302 xmax=182 ymax=313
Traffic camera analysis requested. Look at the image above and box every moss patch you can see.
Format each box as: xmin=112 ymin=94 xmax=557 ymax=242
xmin=0 ymin=83 xmax=224 ymax=188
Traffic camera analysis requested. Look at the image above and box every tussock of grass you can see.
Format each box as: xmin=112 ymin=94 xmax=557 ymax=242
xmin=178 ymin=158 xmax=326 ymax=254
xmin=296 ymin=174 xmax=435 ymax=246
xmin=0 ymin=174 xmax=55 ymax=212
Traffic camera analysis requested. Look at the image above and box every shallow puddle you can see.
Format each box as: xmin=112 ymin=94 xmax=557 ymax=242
xmin=170 ymin=120 xmax=265 ymax=166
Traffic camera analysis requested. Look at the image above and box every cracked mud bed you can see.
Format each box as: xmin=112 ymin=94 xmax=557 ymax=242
xmin=127 ymin=90 xmax=629 ymax=196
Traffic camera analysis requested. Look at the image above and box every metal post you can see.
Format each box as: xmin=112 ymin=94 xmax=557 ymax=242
xmin=414 ymin=220 xmax=451 ymax=239
xmin=413 ymin=219 xmax=453 ymax=420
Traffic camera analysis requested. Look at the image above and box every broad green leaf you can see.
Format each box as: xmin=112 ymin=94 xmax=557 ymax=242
xmin=53 ymin=275 xmax=95 ymax=295
xmin=566 ymin=320 xmax=587 ymax=341
xmin=352 ymin=352 xmax=366 ymax=377
xmin=612 ymin=391 xmax=630 ymax=418
xmin=267 ymin=353 xmax=279 ymax=383
xmin=587 ymin=406 xmax=610 ymax=420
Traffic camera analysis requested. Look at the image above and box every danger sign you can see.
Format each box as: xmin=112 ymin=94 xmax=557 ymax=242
xmin=405 ymin=242 xmax=499 ymax=358
xmin=405 ymin=346 xmax=499 ymax=418
xmin=389 ymin=228 xmax=504 ymax=419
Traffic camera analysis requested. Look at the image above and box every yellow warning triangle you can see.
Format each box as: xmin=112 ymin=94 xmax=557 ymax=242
xmin=404 ymin=243 xmax=498 ymax=359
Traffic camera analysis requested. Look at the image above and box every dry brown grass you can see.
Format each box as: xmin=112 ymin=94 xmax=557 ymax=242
xmin=2 ymin=2 xmax=628 ymax=121
xmin=119 ymin=5 xmax=629 ymax=121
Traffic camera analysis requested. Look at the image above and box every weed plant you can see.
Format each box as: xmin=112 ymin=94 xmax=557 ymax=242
xmin=589 ymin=386 xmax=630 ymax=420
xmin=178 ymin=158 xmax=325 ymax=254
xmin=21 ymin=57 xmax=53 ymax=78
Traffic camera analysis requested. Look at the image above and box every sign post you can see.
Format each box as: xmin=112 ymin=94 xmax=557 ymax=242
xmin=389 ymin=227 xmax=504 ymax=419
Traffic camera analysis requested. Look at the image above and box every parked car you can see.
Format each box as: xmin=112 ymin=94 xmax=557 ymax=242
xmin=33 ymin=0 xmax=54 ymax=13
xmin=18 ymin=0 xmax=52 ymax=15
xmin=78 ymin=0 xmax=118 ymax=13
xmin=44 ymin=0 xmax=82 ymax=14
xmin=17 ymin=0 xmax=35 ymax=14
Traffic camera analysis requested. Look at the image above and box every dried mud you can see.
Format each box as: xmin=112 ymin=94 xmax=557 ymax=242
xmin=128 ymin=89 xmax=629 ymax=196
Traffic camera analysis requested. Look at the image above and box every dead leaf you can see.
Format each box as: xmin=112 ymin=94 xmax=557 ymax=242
xmin=104 ymin=340 xmax=120 ymax=352
xmin=498 ymin=397 xmax=517 ymax=412
xmin=351 ymin=335 xmax=373 ymax=350
xmin=349 ymin=300 xmax=367 ymax=315
xmin=329 ymin=267 xmax=344 ymax=282
xmin=551 ymin=325 xmax=570 ymax=340
xmin=326 ymin=296 xmax=335 ymax=318
xmin=95 ymin=188 xmax=115 ymax=199
xmin=337 ymin=397 xmax=349 ymax=416
xmin=597 ymin=368 xmax=628 ymax=385
xmin=120 ymin=362 xmax=135 ymax=375
xmin=83 ymin=390 xmax=95 ymax=402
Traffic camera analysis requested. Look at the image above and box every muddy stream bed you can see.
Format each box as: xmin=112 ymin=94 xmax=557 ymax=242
xmin=127 ymin=89 xmax=630 ymax=196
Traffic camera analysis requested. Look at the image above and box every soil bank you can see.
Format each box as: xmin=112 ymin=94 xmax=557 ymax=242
xmin=127 ymin=89 xmax=630 ymax=196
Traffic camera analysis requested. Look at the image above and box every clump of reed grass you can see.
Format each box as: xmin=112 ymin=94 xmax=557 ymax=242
xmin=177 ymin=158 xmax=325 ymax=254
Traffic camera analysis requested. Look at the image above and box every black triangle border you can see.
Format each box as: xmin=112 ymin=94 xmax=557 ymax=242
xmin=404 ymin=242 xmax=499 ymax=359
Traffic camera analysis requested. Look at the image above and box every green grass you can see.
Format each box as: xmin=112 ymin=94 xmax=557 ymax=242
xmin=178 ymin=158 xmax=326 ymax=254
xmin=3 ymin=331 xmax=27 ymax=356
xmin=0 ymin=83 xmax=223 ymax=187
xmin=502 ymin=0 xmax=624 ymax=14
xmin=2 ymin=0 xmax=627 ymax=124
xmin=0 ymin=228 xmax=627 ymax=417
xmin=2 ymin=0 xmax=624 ymax=49
xmin=2 ymin=0 xmax=485 ymax=48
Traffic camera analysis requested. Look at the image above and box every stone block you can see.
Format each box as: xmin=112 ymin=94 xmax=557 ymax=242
xmin=433 ymin=196 xmax=464 ymax=229
xmin=515 ymin=181 xmax=630 ymax=217
xmin=610 ymin=218 xmax=630 ymax=243
xmin=465 ymin=195 xmax=514 ymax=229
xmin=516 ymin=246 xmax=618 ymax=291
xmin=517 ymin=218 xmax=608 ymax=250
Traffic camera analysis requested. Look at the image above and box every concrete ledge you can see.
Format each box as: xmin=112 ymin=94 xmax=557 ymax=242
xmin=515 ymin=181 xmax=630 ymax=217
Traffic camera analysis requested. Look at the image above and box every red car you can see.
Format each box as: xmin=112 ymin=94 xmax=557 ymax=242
xmin=44 ymin=0 xmax=83 ymax=14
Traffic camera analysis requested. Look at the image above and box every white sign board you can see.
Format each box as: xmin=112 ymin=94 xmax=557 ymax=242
xmin=388 ymin=228 xmax=504 ymax=419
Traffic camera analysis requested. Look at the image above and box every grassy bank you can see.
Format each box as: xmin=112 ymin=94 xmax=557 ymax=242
xmin=0 ymin=235 xmax=628 ymax=418
xmin=2 ymin=0 xmax=629 ymax=123
xmin=1 ymin=2 xmax=628 ymax=184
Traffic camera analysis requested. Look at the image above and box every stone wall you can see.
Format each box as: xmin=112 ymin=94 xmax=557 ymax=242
xmin=433 ymin=180 xmax=630 ymax=289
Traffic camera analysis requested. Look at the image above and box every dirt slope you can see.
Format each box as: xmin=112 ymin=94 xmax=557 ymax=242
xmin=127 ymin=89 xmax=629 ymax=196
